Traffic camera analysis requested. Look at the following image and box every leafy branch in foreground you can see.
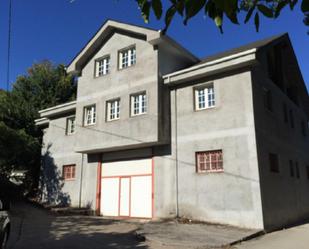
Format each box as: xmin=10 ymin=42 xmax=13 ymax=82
xmin=135 ymin=0 xmax=309 ymax=33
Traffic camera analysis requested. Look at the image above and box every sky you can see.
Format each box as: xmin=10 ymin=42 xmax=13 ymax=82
xmin=0 ymin=0 xmax=308 ymax=91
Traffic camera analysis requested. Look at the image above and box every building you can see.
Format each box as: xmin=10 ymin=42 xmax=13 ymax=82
xmin=35 ymin=20 xmax=309 ymax=231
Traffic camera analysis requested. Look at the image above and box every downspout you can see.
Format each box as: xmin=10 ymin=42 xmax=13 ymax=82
xmin=79 ymin=153 xmax=84 ymax=208
xmin=174 ymin=87 xmax=179 ymax=218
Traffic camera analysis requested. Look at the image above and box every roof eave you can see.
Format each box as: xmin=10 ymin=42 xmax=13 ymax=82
xmin=39 ymin=101 xmax=76 ymax=118
xmin=164 ymin=49 xmax=257 ymax=86
xmin=66 ymin=20 xmax=161 ymax=74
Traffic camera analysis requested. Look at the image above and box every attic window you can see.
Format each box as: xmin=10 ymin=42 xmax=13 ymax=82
xmin=119 ymin=46 xmax=136 ymax=69
xmin=95 ymin=56 xmax=110 ymax=77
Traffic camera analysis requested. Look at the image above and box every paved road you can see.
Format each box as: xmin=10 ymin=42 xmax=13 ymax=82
xmin=236 ymin=223 xmax=309 ymax=249
xmin=7 ymin=201 xmax=175 ymax=249
xmin=7 ymin=201 xmax=309 ymax=249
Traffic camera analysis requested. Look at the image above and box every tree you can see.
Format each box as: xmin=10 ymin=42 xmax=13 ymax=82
xmin=135 ymin=0 xmax=309 ymax=33
xmin=0 ymin=61 xmax=76 ymax=193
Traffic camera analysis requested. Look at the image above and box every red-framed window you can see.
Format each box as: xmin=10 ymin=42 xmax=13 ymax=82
xmin=196 ymin=150 xmax=223 ymax=173
xmin=63 ymin=165 xmax=76 ymax=180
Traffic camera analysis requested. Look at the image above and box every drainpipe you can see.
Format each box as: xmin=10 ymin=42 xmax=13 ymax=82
xmin=79 ymin=153 xmax=84 ymax=208
xmin=174 ymin=88 xmax=179 ymax=217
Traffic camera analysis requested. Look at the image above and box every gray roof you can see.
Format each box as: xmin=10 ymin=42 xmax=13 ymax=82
xmin=197 ymin=33 xmax=287 ymax=65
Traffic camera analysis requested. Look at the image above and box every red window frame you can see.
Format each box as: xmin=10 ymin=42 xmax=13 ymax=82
xmin=196 ymin=150 xmax=223 ymax=173
xmin=63 ymin=165 xmax=76 ymax=180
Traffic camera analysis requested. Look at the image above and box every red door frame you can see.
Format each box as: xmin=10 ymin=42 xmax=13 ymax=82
xmin=96 ymin=157 xmax=154 ymax=219
xmin=95 ymin=156 xmax=102 ymax=215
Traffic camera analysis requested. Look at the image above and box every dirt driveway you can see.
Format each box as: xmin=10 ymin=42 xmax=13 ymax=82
xmin=7 ymin=201 xmax=175 ymax=249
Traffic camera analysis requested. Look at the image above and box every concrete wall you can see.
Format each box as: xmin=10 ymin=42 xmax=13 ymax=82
xmin=252 ymin=63 xmax=309 ymax=231
xmin=74 ymin=32 xmax=161 ymax=153
xmin=170 ymin=71 xmax=264 ymax=229
xmin=40 ymin=114 xmax=82 ymax=207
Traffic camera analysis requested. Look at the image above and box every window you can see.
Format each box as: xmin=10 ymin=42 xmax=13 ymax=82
xmin=84 ymin=105 xmax=96 ymax=126
xmin=289 ymin=160 xmax=294 ymax=177
xmin=119 ymin=46 xmax=136 ymax=69
xmin=267 ymin=44 xmax=284 ymax=90
xmin=63 ymin=165 xmax=76 ymax=180
xmin=301 ymin=120 xmax=307 ymax=137
xmin=269 ymin=153 xmax=279 ymax=173
xmin=289 ymin=109 xmax=294 ymax=128
xmin=196 ymin=150 xmax=223 ymax=173
xmin=263 ymin=89 xmax=272 ymax=112
xmin=194 ymin=84 xmax=215 ymax=110
xmin=107 ymin=99 xmax=120 ymax=121
xmin=131 ymin=92 xmax=147 ymax=116
xmin=295 ymin=162 xmax=300 ymax=179
xmin=283 ymin=103 xmax=288 ymax=123
xmin=66 ymin=116 xmax=76 ymax=135
xmin=95 ymin=56 xmax=110 ymax=77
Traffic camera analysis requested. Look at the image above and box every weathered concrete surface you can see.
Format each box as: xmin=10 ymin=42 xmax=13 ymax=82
xmin=235 ymin=223 xmax=309 ymax=249
xmin=137 ymin=221 xmax=259 ymax=248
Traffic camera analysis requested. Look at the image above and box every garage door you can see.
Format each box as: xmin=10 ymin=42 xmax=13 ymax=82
xmin=100 ymin=158 xmax=153 ymax=218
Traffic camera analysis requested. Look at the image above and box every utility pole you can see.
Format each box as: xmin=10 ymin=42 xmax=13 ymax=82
xmin=6 ymin=0 xmax=12 ymax=91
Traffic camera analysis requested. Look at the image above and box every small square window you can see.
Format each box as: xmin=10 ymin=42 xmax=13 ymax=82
xmin=66 ymin=116 xmax=76 ymax=135
xmin=84 ymin=105 xmax=96 ymax=126
xmin=283 ymin=103 xmax=288 ymax=123
xmin=295 ymin=162 xmax=300 ymax=179
xmin=107 ymin=99 xmax=120 ymax=121
xmin=263 ymin=89 xmax=272 ymax=112
xmin=269 ymin=153 xmax=279 ymax=173
xmin=119 ymin=46 xmax=136 ymax=69
xmin=95 ymin=56 xmax=110 ymax=77
xmin=301 ymin=120 xmax=307 ymax=137
xmin=289 ymin=109 xmax=294 ymax=129
xmin=196 ymin=150 xmax=223 ymax=173
xmin=194 ymin=84 xmax=215 ymax=111
xmin=289 ymin=160 xmax=294 ymax=177
xmin=131 ymin=92 xmax=147 ymax=116
xmin=63 ymin=165 xmax=76 ymax=180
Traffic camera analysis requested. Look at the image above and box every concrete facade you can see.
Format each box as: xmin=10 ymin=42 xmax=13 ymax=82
xmin=36 ymin=21 xmax=309 ymax=231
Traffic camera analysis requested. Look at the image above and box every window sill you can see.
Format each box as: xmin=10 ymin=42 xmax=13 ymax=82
xmin=84 ymin=123 xmax=96 ymax=127
xmin=106 ymin=118 xmax=120 ymax=122
xmin=195 ymin=106 xmax=216 ymax=112
xmin=94 ymin=73 xmax=110 ymax=79
xmin=65 ymin=133 xmax=76 ymax=136
xmin=118 ymin=63 xmax=137 ymax=71
xmin=64 ymin=178 xmax=76 ymax=181
xmin=130 ymin=112 xmax=147 ymax=118
xmin=196 ymin=170 xmax=224 ymax=174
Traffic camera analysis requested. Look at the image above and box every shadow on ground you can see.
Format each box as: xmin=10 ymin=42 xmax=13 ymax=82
xmin=8 ymin=201 xmax=147 ymax=249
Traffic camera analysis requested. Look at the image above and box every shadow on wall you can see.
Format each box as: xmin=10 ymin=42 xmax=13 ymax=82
xmin=39 ymin=143 xmax=71 ymax=207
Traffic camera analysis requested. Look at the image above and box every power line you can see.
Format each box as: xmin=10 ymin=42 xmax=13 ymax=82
xmin=6 ymin=0 xmax=12 ymax=91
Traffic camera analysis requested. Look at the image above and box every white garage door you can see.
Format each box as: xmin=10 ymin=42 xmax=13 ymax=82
xmin=100 ymin=158 xmax=153 ymax=218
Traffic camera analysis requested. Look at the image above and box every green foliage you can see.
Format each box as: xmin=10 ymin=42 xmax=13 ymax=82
xmin=134 ymin=0 xmax=309 ymax=33
xmin=0 ymin=61 xmax=76 ymax=192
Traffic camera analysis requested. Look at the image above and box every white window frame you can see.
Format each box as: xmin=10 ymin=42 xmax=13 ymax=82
xmin=119 ymin=46 xmax=136 ymax=69
xmin=194 ymin=83 xmax=215 ymax=111
xmin=66 ymin=116 xmax=76 ymax=135
xmin=95 ymin=56 xmax=110 ymax=77
xmin=84 ymin=105 xmax=96 ymax=126
xmin=130 ymin=92 xmax=147 ymax=116
xmin=107 ymin=99 xmax=120 ymax=121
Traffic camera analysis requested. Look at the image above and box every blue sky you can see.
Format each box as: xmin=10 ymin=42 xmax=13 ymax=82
xmin=0 ymin=0 xmax=308 ymax=91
